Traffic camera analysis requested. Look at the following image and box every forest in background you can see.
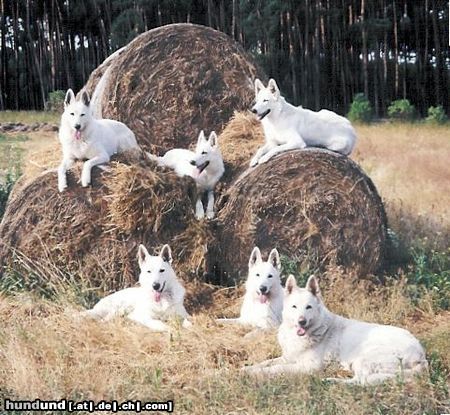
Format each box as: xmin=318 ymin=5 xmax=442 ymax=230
xmin=0 ymin=0 xmax=449 ymax=116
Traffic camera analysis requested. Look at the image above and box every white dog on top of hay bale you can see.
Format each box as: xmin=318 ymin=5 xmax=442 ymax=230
xmin=148 ymin=130 xmax=224 ymax=220
xmin=250 ymin=79 xmax=357 ymax=166
xmin=243 ymin=275 xmax=428 ymax=385
xmin=58 ymin=89 xmax=138 ymax=192
xmin=82 ymin=244 xmax=191 ymax=332
xmin=217 ymin=247 xmax=284 ymax=333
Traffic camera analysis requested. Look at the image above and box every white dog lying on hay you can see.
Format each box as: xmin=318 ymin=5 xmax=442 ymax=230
xmin=58 ymin=89 xmax=138 ymax=192
xmin=244 ymin=275 xmax=428 ymax=385
xmin=217 ymin=247 xmax=283 ymax=331
xmin=82 ymin=244 xmax=191 ymax=332
xmin=148 ymin=130 xmax=224 ymax=220
xmin=250 ymin=78 xmax=356 ymax=166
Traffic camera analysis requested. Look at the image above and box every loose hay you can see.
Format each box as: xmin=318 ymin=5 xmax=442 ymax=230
xmin=84 ymin=23 xmax=265 ymax=153
xmin=210 ymin=149 xmax=388 ymax=282
xmin=0 ymin=152 xmax=214 ymax=308
xmin=217 ymin=111 xmax=264 ymax=186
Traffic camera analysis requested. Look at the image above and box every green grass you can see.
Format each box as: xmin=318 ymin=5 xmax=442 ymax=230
xmin=406 ymin=245 xmax=450 ymax=310
xmin=0 ymin=110 xmax=59 ymax=124
xmin=0 ymin=133 xmax=25 ymax=179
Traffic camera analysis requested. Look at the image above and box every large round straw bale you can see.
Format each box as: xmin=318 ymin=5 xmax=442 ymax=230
xmin=210 ymin=149 xmax=388 ymax=282
xmin=0 ymin=153 xmax=213 ymax=304
xmin=85 ymin=23 xmax=265 ymax=153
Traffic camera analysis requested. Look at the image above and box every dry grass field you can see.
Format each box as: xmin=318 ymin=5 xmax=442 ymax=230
xmin=0 ymin=115 xmax=449 ymax=414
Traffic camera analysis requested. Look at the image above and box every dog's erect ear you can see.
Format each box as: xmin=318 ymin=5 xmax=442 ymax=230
xmin=138 ymin=244 xmax=150 ymax=268
xmin=249 ymin=246 xmax=262 ymax=268
xmin=268 ymin=248 xmax=281 ymax=271
xmin=254 ymin=78 xmax=264 ymax=96
xmin=64 ymin=89 xmax=75 ymax=107
xmin=197 ymin=130 xmax=206 ymax=145
xmin=208 ymin=131 xmax=218 ymax=147
xmin=306 ymin=275 xmax=320 ymax=297
xmin=160 ymin=244 xmax=173 ymax=263
xmin=268 ymin=79 xmax=280 ymax=98
xmin=285 ymin=274 xmax=297 ymax=295
xmin=81 ymin=90 xmax=90 ymax=106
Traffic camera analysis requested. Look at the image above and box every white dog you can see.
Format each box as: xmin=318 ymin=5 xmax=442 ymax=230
xmin=149 ymin=131 xmax=224 ymax=219
xmin=250 ymin=79 xmax=357 ymax=166
xmin=244 ymin=275 xmax=428 ymax=385
xmin=217 ymin=247 xmax=283 ymax=330
xmin=82 ymin=244 xmax=191 ymax=332
xmin=58 ymin=89 xmax=138 ymax=192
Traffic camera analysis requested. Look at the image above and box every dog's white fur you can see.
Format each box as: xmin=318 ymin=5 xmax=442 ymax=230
xmin=244 ymin=275 xmax=428 ymax=385
xmin=217 ymin=247 xmax=283 ymax=330
xmin=250 ymin=79 xmax=357 ymax=166
xmin=58 ymin=89 xmax=138 ymax=192
xmin=148 ymin=131 xmax=224 ymax=219
xmin=82 ymin=244 xmax=191 ymax=332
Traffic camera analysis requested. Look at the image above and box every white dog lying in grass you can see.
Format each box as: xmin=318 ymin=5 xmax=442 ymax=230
xmin=250 ymin=79 xmax=357 ymax=166
xmin=58 ymin=89 xmax=138 ymax=192
xmin=82 ymin=244 xmax=191 ymax=332
xmin=217 ymin=247 xmax=283 ymax=330
xmin=244 ymin=275 xmax=428 ymax=385
xmin=148 ymin=131 xmax=224 ymax=219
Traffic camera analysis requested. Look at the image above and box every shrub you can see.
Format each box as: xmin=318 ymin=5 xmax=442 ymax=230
xmin=387 ymin=99 xmax=415 ymax=121
xmin=347 ymin=93 xmax=373 ymax=123
xmin=425 ymin=105 xmax=448 ymax=124
xmin=46 ymin=90 xmax=66 ymax=112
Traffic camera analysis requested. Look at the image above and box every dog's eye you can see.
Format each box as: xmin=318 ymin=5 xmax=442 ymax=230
xmin=306 ymin=305 xmax=312 ymax=310
xmin=201 ymin=151 xmax=207 ymax=155
xmin=268 ymin=274 xmax=273 ymax=278
xmin=147 ymin=270 xmax=152 ymax=273
xmin=81 ymin=113 xmax=85 ymax=117
xmin=292 ymin=305 xmax=297 ymax=309
xmin=159 ymin=269 xmax=165 ymax=273
xmin=256 ymin=273 xmax=260 ymax=277
xmin=70 ymin=112 xmax=74 ymax=116
xmin=263 ymin=99 xmax=269 ymax=103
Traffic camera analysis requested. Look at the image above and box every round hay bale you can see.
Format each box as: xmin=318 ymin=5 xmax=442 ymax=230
xmin=85 ymin=23 xmax=265 ymax=153
xmin=210 ymin=149 xmax=388 ymax=282
xmin=0 ymin=153 xmax=214 ymax=308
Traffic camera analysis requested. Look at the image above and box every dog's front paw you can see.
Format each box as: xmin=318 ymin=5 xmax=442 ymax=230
xmin=81 ymin=172 xmax=91 ymax=188
xmin=58 ymin=182 xmax=67 ymax=192
xmin=206 ymin=210 xmax=215 ymax=219
xmin=81 ymin=179 xmax=90 ymax=188
xmin=182 ymin=319 xmax=193 ymax=329
xmin=195 ymin=208 xmax=205 ymax=220
xmin=258 ymin=154 xmax=272 ymax=164
xmin=241 ymin=365 xmax=260 ymax=375
xmin=249 ymin=156 xmax=259 ymax=167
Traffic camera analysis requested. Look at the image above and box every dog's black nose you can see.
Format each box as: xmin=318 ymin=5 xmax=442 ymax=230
xmin=74 ymin=124 xmax=81 ymax=130
xmin=190 ymin=160 xmax=196 ymax=166
xmin=259 ymin=285 xmax=268 ymax=294
xmin=298 ymin=318 xmax=307 ymax=327
xmin=152 ymin=282 xmax=161 ymax=291
xmin=251 ymin=108 xmax=257 ymax=114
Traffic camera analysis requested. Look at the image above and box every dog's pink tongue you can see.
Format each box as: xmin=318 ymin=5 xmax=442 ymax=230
xmin=297 ymin=326 xmax=306 ymax=336
xmin=259 ymin=294 xmax=269 ymax=304
xmin=74 ymin=130 xmax=81 ymax=140
xmin=154 ymin=291 xmax=162 ymax=303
